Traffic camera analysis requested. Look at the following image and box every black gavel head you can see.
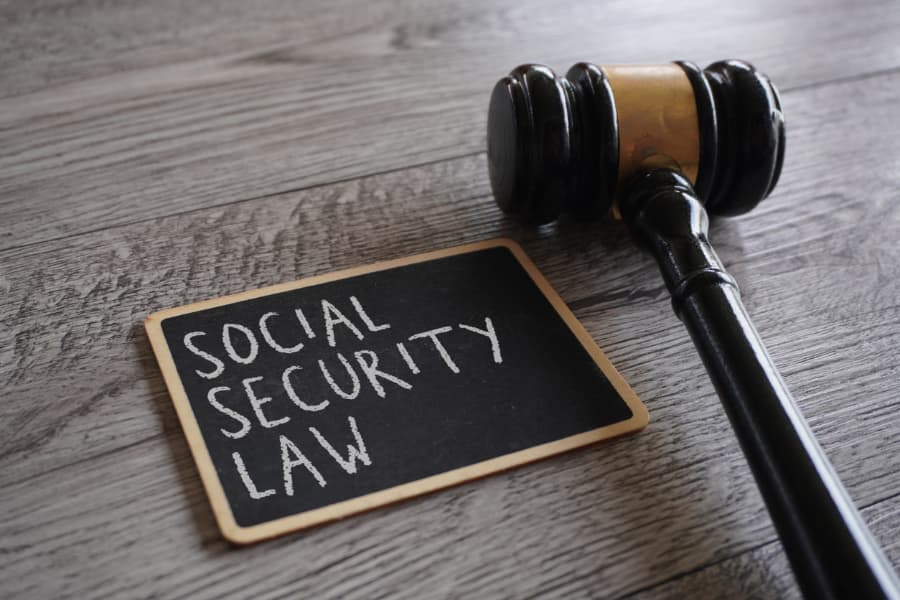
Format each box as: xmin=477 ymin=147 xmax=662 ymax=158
xmin=487 ymin=60 xmax=785 ymax=224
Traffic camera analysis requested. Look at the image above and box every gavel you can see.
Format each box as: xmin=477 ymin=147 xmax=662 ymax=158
xmin=486 ymin=60 xmax=900 ymax=599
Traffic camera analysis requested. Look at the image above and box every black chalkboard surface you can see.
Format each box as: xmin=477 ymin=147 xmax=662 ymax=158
xmin=146 ymin=239 xmax=647 ymax=544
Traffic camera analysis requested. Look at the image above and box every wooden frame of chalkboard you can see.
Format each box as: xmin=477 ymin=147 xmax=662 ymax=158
xmin=146 ymin=239 xmax=647 ymax=544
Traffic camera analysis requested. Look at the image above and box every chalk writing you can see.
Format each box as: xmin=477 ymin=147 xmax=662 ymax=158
xmin=181 ymin=295 xmax=504 ymax=501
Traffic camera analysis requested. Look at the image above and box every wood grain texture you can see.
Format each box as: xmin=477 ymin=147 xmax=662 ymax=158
xmin=2 ymin=0 xmax=900 ymax=249
xmin=3 ymin=63 xmax=900 ymax=597
xmin=628 ymin=495 xmax=900 ymax=600
xmin=3 ymin=0 xmax=900 ymax=597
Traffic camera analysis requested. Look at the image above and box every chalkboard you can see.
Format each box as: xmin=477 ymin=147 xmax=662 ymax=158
xmin=146 ymin=239 xmax=647 ymax=544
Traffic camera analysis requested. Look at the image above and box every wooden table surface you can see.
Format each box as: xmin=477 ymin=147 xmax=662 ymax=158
xmin=3 ymin=1 xmax=899 ymax=598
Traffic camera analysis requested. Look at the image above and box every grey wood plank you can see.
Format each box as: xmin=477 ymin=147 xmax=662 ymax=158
xmin=0 ymin=380 xmax=896 ymax=599
xmin=2 ymin=0 xmax=895 ymax=100
xmin=3 ymin=428 xmax=771 ymax=599
xmin=4 ymin=68 xmax=900 ymax=488
xmin=2 ymin=69 xmax=900 ymax=597
xmin=628 ymin=495 xmax=900 ymax=600
xmin=2 ymin=0 xmax=900 ymax=249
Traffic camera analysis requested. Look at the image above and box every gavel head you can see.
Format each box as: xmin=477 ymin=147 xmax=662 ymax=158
xmin=487 ymin=60 xmax=785 ymax=224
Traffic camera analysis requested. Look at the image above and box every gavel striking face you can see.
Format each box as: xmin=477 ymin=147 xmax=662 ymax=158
xmin=486 ymin=60 xmax=900 ymax=600
xmin=487 ymin=60 xmax=785 ymax=223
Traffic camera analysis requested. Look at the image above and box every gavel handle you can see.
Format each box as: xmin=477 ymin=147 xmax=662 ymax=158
xmin=621 ymin=169 xmax=900 ymax=600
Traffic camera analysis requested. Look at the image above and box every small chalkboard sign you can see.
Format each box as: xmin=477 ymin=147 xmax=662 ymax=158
xmin=146 ymin=239 xmax=647 ymax=544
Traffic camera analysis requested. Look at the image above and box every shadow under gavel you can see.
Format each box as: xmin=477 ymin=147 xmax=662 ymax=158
xmin=486 ymin=59 xmax=900 ymax=600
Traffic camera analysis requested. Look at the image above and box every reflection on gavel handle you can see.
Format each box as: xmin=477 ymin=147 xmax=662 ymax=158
xmin=622 ymin=169 xmax=900 ymax=600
